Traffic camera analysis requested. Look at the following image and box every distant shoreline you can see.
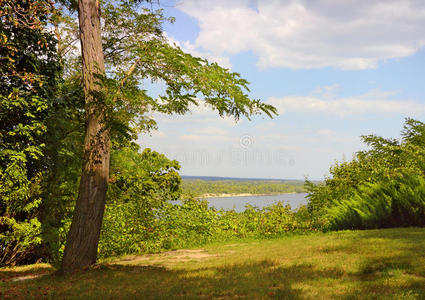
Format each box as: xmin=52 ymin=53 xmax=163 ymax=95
xmin=200 ymin=192 xmax=301 ymax=198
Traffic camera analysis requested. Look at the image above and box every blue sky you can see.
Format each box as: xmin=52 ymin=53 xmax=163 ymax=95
xmin=139 ymin=0 xmax=425 ymax=180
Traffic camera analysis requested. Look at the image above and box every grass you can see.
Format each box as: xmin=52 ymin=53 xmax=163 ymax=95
xmin=1 ymin=228 xmax=425 ymax=299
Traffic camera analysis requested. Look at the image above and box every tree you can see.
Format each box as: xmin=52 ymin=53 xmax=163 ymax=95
xmin=0 ymin=0 xmax=60 ymax=266
xmin=60 ymin=0 xmax=277 ymax=272
xmin=99 ymin=146 xmax=182 ymax=258
xmin=60 ymin=0 xmax=110 ymax=272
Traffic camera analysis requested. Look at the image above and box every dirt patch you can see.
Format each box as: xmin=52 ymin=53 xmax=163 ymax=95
xmin=224 ymin=243 xmax=247 ymax=247
xmin=11 ymin=274 xmax=46 ymax=282
xmin=113 ymin=249 xmax=218 ymax=266
xmin=161 ymin=249 xmax=216 ymax=260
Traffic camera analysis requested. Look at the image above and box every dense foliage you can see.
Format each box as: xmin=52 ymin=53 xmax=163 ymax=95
xmin=182 ymin=179 xmax=305 ymax=197
xmin=100 ymin=146 xmax=182 ymax=257
xmin=3 ymin=0 xmax=425 ymax=270
xmin=0 ymin=0 xmax=60 ymax=266
xmin=101 ymin=153 xmax=311 ymax=258
xmin=61 ymin=0 xmax=277 ymax=271
xmin=306 ymin=118 xmax=425 ymax=230
xmin=99 ymin=196 xmax=316 ymax=258
xmin=0 ymin=0 xmax=278 ymax=267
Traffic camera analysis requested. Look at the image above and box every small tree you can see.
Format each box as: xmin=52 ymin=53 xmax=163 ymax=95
xmin=60 ymin=0 xmax=277 ymax=272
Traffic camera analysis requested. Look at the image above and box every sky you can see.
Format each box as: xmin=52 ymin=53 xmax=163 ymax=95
xmin=138 ymin=0 xmax=425 ymax=180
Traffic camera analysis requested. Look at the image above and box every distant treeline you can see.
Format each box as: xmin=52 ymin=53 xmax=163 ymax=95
xmin=182 ymin=180 xmax=306 ymax=196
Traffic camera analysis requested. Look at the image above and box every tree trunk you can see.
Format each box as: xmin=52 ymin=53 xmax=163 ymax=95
xmin=61 ymin=0 xmax=109 ymax=272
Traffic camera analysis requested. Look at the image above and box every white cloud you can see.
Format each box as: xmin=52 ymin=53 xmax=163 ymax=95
xmin=178 ymin=126 xmax=234 ymax=142
xmin=165 ymin=33 xmax=232 ymax=68
xmin=176 ymin=0 xmax=425 ymax=70
xmin=317 ymin=129 xmax=334 ymax=136
xmin=268 ymin=88 xmax=425 ymax=116
xmin=153 ymin=102 xmax=237 ymax=126
xmin=180 ymin=135 xmax=204 ymax=141
xmin=154 ymin=131 xmax=167 ymax=138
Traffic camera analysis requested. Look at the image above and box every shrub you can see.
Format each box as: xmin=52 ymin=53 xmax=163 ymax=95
xmin=98 ymin=196 xmax=317 ymax=259
xmin=325 ymin=173 xmax=425 ymax=230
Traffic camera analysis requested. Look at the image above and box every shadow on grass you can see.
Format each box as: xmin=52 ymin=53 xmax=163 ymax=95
xmin=339 ymin=227 xmax=425 ymax=245
xmin=1 ymin=257 xmax=424 ymax=299
xmin=2 ymin=228 xmax=425 ymax=299
xmin=0 ymin=264 xmax=53 ymax=282
xmin=341 ymin=255 xmax=425 ymax=300
xmin=0 ymin=261 xmax=326 ymax=299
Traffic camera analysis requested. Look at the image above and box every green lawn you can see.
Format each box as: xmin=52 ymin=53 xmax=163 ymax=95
xmin=1 ymin=228 xmax=425 ymax=299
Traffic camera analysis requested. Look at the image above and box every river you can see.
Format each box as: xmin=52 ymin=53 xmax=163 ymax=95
xmin=203 ymin=193 xmax=308 ymax=212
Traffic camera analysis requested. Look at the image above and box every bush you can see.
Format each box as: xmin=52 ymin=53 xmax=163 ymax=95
xmin=306 ymin=118 xmax=425 ymax=231
xmin=98 ymin=196 xmax=318 ymax=259
xmin=325 ymin=173 xmax=425 ymax=230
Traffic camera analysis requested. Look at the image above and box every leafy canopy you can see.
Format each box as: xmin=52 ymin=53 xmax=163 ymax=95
xmin=88 ymin=2 xmax=277 ymax=139
xmin=0 ymin=0 xmax=60 ymax=266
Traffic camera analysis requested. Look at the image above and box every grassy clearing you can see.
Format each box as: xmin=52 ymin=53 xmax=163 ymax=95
xmin=1 ymin=228 xmax=425 ymax=299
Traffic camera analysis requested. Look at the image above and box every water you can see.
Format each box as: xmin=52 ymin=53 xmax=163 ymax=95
xmin=204 ymin=193 xmax=308 ymax=212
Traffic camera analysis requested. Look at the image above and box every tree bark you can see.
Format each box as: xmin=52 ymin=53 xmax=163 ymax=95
xmin=61 ymin=0 xmax=109 ymax=272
